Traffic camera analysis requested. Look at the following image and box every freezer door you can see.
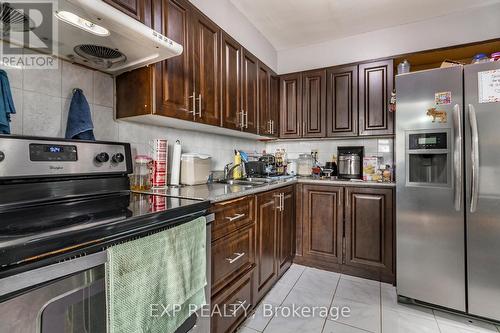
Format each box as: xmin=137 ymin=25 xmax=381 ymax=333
xmin=465 ymin=61 xmax=500 ymax=321
xmin=396 ymin=66 xmax=466 ymax=312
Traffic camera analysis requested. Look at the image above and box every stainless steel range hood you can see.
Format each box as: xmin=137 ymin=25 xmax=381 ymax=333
xmin=1 ymin=0 xmax=183 ymax=75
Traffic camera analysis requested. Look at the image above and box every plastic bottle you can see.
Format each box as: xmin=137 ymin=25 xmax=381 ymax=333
xmin=397 ymin=59 xmax=411 ymax=74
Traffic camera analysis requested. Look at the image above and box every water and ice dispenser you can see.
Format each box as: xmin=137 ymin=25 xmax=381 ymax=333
xmin=406 ymin=130 xmax=450 ymax=186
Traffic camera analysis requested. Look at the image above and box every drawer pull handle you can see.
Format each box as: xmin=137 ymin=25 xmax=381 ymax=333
xmin=226 ymin=252 xmax=245 ymax=264
xmin=229 ymin=299 xmax=248 ymax=316
xmin=225 ymin=213 xmax=245 ymax=222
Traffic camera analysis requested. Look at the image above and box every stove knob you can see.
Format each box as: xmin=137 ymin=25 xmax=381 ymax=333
xmin=95 ymin=152 xmax=110 ymax=163
xmin=0 ymin=151 xmax=4 ymax=162
xmin=112 ymin=153 xmax=125 ymax=163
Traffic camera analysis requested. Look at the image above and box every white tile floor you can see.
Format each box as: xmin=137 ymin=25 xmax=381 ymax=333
xmin=240 ymin=264 xmax=500 ymax=333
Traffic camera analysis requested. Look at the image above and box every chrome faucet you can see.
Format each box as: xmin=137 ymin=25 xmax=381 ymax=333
xmin=224 ymin=163 xmax=241 ymax=180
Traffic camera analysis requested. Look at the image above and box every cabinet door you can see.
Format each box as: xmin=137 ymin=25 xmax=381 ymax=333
xmin=255 ymin=190 xmax=279 ymax=302
xmin=269 ymin=75 xmax=280 ymax=137
xmin=302 ymin=69 xmax=326 ymax=138
xmin=358 ymin=60 xmax=394 ymax=136
xmin=221 ymin=33 xmax=242 ymax=130
xmin=192 ymin=10 xmax=221 ymax=126
xmin=327 ymin=65 xmax=358 ymax=137
xmin=155 ymin=0 xmax=193 ymax=121
xmin=104 ymin=0 xmax=147 ymax=23
xmin=278 ymin=186 xmax=295 ymax=276
xmin=344 ymin=187 xmax=394 ymax=283
xmin=241 ymin=50 xmax=259 ymax=133
xmin=280 ymin=73 xmax=302 ymax=138
xmin=302 ymin=185 xmax=343 ymax=269
xmin=258 ymin=63 xmax=271 ymax=135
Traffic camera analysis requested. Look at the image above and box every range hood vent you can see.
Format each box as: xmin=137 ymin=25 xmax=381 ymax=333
xmin=74 ymin=44 xmax=126 ymax=69
xmin=1 ymin=0 xmax=183 ymax=75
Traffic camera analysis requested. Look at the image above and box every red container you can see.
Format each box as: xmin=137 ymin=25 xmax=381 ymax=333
xmin=150 ymin=139 xmax=168 ymax=187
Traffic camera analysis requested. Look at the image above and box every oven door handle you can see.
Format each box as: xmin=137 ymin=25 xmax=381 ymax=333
xmin=0 ymin=251 xmax=108 ymax=298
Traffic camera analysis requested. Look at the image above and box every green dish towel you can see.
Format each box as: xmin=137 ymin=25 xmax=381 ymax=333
xmin=106 ymin=216 xmax=207 ymax=333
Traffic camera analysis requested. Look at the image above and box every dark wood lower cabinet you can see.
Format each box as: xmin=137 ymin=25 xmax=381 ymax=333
xmin=299 ymin=185 xmax=343 ymax=270
xmin=254 ymin=190 xmax=279 ymax=302
xmin=296 ymin=184 xmax=395 ymax=284
xmin=344 ymin=186 xmax=394 ymax=283
xmin=278 ymin=186 xmax=295 ymax=276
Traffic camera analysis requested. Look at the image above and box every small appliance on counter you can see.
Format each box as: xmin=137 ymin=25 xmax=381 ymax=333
xmin=259 ymin=154 xmax=276 ymax=175
xmin=338 ymin=146 xmax=364 ymax=179
xmin=180 ymin=153 xmax=212 ymax=185
xmin=245 ymin=161 xmax=265 ymax=177
xmin=287 ymin=159 xmax=298 ymax=176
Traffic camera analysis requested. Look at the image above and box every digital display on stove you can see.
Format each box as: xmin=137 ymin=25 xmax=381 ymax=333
xmin=46 ymin=146 xmax=63 ymax=153
xmin=30 ymin=144 xmax=78 ymax=161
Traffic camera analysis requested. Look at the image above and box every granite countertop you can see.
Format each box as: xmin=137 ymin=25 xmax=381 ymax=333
xmin=135 ymin=177 xmax=395 ymax=203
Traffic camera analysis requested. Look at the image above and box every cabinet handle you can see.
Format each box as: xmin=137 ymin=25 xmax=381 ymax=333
xmin=196 ymin=94 xmax=202 ymax=118
xmin=225 ymin=213 xmax=245 ymax=222
xmin=238 ymin=110 xmax=244 ymax=128
xmin=271 ymin=120 xmax=275 ymax=134
xmin=281 ymin=193 xmax=284 ymax=212
xmin=226 ymin=252 xmax=245 ymax=264
xmin=274 ymin=193 xmax=283 ymax=211
xmin=268 ymin=120 xmax=272 ymax=134
xmin=186 ymin=92 xmax=196 ymax=118
xmin=245 ymin=110 xmax=249 ymax=129
xmin=229 ymin=299 xmax=247 ymax=316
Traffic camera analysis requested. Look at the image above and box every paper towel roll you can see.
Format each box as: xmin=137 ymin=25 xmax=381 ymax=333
xmin=170 ymin=140 xmax=182 ymax=186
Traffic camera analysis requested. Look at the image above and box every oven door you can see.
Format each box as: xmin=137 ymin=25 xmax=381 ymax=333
xmin=0 ymin=252 xmax=108 ymax=333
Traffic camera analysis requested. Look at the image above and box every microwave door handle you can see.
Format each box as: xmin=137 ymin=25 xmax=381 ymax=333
xmin=453 ymin=104 xmax=463 ymax=211
xmin=469 ymin=104 xmax=480 ymax=213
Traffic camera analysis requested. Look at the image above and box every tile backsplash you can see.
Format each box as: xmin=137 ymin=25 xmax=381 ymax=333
xmin=266 ymin=138 xmax=394 ymax=167
xmin=1 ymin=52 xmax=264 ymax=171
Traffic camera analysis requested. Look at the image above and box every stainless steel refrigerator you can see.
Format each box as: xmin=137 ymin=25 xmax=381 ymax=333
xmin=396 ymin=61 xmax=500 ymax=321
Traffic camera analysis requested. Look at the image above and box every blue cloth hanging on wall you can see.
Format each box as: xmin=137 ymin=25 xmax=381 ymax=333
xmin=65 ymin=88 xmax=95 ymax=141
xmin=0 ymin=70 xmax=17 ymax=134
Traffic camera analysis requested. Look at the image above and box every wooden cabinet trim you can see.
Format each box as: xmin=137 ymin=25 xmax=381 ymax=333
xmin=358 ymin=60 xmax=394 ymax=136
xmin=279 ymin=73 xmax=302 ymax=138
xmin=302 ymin=69 xmax=326 ymax=138
xmin=326 ymin=65 xmax=358 ymax=137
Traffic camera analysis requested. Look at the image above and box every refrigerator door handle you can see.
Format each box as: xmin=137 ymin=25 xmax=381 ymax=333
xmin=469 ymin=104 xmax=480 ymax=213
xmin=453 ymin=104 xmax=463 ymax=211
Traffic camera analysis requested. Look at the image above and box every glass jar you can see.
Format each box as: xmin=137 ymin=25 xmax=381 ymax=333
xmin=297 ymin=153 xmax=314 ymax=176
xmin=131 ymin=155 xmax=152 ymax=191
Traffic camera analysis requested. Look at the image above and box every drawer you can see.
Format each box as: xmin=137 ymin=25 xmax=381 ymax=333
xmin=211 ymin=270 xmax=253 ymax=333
xmin=211 ymin=224 xmax=255 ymax=294
xmin=211 ymin=196 xmax=255 ymax=241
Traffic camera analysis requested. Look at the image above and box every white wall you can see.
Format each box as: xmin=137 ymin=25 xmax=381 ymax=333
xmin=188 ymin=0 xmax=278 ymax=71
xmin=1 ymin=50 xmax=264 ymax=171
xmin=277 ymin=3 xmax=500 ymax=74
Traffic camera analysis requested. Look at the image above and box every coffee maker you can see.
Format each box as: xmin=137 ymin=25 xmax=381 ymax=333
xmin=337 ymin=146 xmax=364 ymax=179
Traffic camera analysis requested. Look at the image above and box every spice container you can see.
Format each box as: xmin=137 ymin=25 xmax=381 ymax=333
xmin=131 ymin=155 xmax=152 ymax=191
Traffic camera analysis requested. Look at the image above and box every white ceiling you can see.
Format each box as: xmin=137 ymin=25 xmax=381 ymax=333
xmin=230 ymin=0 xmax=500 ymax=51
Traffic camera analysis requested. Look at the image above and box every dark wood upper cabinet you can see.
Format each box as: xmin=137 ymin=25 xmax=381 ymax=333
xmin=258 ymin=63 xmax=270 ymax=136
xmin=278 ymin=186 xmax=295 ymax=276
xmin=221 ymin=33 xmax=242 ymax=130
xmin=327 ymin=65 xmax=358 ymax=137
xmin=192 ymin=10 xmax=221 ymax=126
xmin=116 ymin=66 xmax=154 ymax=118
xmin=255 ymin=190 xmax=279 ymax=303
xmin=104 ymin=0 xmax=148 ymax=24
xmin=280 ymin=73 xmax=302 ymax=138
xmin=241 ymin=50 xmax=259 ymax=133
xmin=302 ymin=69 xmax=326 ymax=138
xmin=301 ymin=185 xmax=344 ymax=269
xmin=344 ymin=186 xmax=394 ymax=283
xmin=269 ymin=75 xmax=280 ymax=137
xmin=358 ymin=59 xmax=394 ymax=136
xmin=155 ymin=0 xmax=193 ymax=121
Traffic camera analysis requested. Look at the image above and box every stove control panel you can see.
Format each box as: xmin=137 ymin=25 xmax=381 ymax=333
xmin=0 ymin=137 xmax=132 ymax=179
